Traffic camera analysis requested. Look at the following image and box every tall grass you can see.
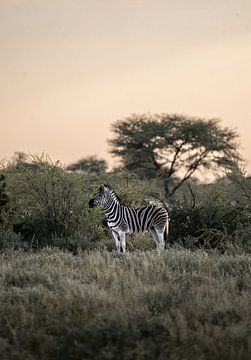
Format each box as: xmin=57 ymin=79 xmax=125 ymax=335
xmin=0 ymin=248 xmax=250 ymax=359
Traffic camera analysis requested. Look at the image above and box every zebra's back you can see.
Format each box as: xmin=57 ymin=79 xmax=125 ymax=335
xmin=122 ymin=205 xmax=168 ymax=234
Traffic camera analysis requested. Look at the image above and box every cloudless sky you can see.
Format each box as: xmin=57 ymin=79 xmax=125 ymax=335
xmin=1 ymin=0 xmax=251 ymax=172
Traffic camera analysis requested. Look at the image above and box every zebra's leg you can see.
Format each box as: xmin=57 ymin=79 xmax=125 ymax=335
xmin=111 ymin=231 xmax=121 ymax=252
xmin=154 ymin=228 xmax=165 ymax=251
xmin=119 ymin=232 xmax=126 ymax=253
xmin=150 ymin=228 xmax=159 ymax=248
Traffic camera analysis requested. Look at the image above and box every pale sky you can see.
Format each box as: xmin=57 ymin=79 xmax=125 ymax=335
xmin=1 ymin=0 xmax=251 ymax=172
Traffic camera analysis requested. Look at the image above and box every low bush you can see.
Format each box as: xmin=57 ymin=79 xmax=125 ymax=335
xmin=168 ymin=178 xmax=251 ymax=252
xmin=0 ymin=157 xmax=149 ymax=251
xmin=1 ymin=155 xmax=250 ymax=253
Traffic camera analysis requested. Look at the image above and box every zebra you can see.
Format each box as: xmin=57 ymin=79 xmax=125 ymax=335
xmin=88 ymin=185 xmax=169 ymax=252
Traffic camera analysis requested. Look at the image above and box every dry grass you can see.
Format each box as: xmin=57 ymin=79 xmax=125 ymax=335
xmin=0 ymin=247 xmax=250 ymax=360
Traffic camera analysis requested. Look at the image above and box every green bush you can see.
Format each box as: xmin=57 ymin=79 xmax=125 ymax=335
xmin=4 ymin=158 xmax=86 ymax=246
xmin=0 ymin=174 xmax=13 ymax=249
xmin=1 ymin=154 xmax=251 ymax=253
xmin=0 ymin=157 xmax=150 ymax=251
xmin=169 ymin=179 xmax=251 ymax=252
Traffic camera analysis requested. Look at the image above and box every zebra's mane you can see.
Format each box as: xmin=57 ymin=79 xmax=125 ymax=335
xmin=103 ymin=184 xmax=121 ymax=203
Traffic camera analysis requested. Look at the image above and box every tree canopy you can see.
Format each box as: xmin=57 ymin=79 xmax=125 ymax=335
xmin=66 ymin=156 xmax=108 ymax=175
xmin=109 ymin=113 xmax=241 ymax=196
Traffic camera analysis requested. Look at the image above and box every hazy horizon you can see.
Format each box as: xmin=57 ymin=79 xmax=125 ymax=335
xmin=1 ymin=0 xmax=251 ymax=173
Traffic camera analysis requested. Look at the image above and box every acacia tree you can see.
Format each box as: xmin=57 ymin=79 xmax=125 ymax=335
xmin=109 ymin=113 xmax=241 ymax=196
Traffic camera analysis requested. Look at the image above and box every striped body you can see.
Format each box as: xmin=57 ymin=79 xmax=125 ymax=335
xmin=106 ymin=203 xmax=168 ymax=234
xmin=89 ymin=185 xmax=169 ymax=252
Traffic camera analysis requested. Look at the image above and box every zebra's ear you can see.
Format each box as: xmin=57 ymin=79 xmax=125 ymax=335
xmin=104 ymin=184 xmax=113 ymax=191
xmin=99 ymin=185 xmax=104 ymax=192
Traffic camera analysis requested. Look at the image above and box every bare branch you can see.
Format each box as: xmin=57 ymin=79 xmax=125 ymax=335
xmin=186 ymin=181 xmax=196 ymax=209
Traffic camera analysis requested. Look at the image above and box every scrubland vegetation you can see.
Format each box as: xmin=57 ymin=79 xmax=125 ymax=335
xmin=0 ymin=114 xmax=250 ymax=359
xmin=0 ymin=154 xmax=250 ymax=359
xmin=0 ymin=248 xmax=250 ymax=360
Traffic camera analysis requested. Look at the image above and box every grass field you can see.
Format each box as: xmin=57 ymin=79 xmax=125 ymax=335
xmin=0 ymin=247 xmax=250 ymax=360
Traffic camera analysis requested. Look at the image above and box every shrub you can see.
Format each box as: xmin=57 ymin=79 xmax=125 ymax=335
xmin=0 ymin=156 xmax=89 ymax=249
xmin=1 ymin=153 xmax=250 ymax=253
xmin=168 ymin=179 xmax=251 ymax=252
xmin=1 ymin=157 xmax=150 ymax=251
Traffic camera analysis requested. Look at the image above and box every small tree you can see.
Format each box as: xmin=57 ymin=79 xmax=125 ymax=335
xmin=66 ymin=156 xmax=107 ymax=175
xmin=109 ymin=113 xmax=241 ymax=196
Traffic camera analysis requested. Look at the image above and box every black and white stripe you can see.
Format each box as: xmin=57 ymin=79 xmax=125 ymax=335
xmin=88 ymin=185 xmax=169 ymax=252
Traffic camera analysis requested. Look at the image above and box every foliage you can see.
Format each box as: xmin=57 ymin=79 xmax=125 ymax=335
xmin=227 ymin=167 xmax=251 ymax=201
xmin=0 ymin=175 xmax=11 ymax=247
xmin=109 ymin=113 xmax=241 ymax=196
xmin=0 ymin=175 xmax=9 ymax=209
xmin=0 ymin=248 xmax=250 ymax=360
xmin=66 ymin=155 xmax=108 ymax=175
xmin=168 ymin=179 xmax=251 ymax=252
xmin=0 ymin=156 xmax=150 ymax=251
xmin=0 ymin=152 xmax=250 ymax=253
xmin=0 ymin=155 xmax=87 ymax=248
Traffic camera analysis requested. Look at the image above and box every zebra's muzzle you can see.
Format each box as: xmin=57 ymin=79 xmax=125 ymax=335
xmin=88 ymin=199 xmax=95 ymax=208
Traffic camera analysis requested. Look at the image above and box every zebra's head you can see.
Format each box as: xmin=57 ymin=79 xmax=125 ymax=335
xmin=88 ymin=185 xmax=113 ymax=208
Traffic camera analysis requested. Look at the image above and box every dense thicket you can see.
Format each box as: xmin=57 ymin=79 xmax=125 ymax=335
xmin=0 ymin=155 xmax=250 ymax=253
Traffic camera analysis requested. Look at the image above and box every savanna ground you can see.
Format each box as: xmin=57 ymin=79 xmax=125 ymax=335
xmin=0 ymin=247 xmax=250 ymax=360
